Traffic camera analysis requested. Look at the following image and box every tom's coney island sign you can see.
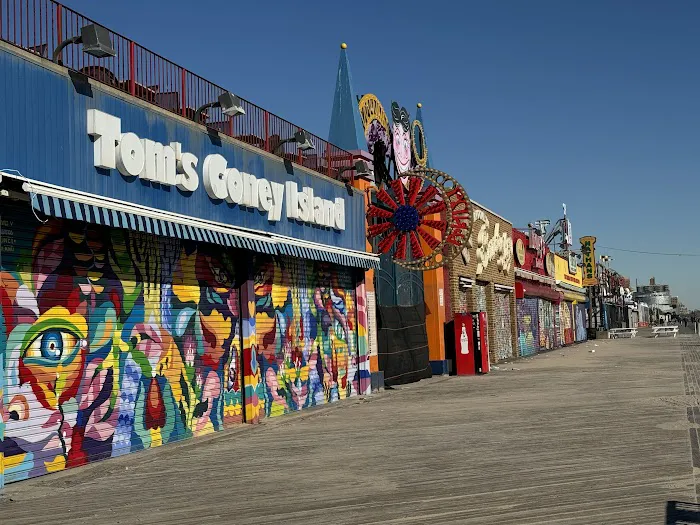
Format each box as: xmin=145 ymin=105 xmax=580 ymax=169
xmin=87 ymin=109 xmax=346 ymax=230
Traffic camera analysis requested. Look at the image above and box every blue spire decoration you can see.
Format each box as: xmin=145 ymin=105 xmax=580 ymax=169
xmin=328 ymin=43 xmax=367 ymax=152
xmin=414 ymin=102 xmax=431 ymax=168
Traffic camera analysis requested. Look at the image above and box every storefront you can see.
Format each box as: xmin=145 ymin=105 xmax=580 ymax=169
xmin=554 ymin=254 xmax=587 ymax=345
xmin=513 ymin=229 xmax=561 ymax=356
xmin=0 ymin=34 xmax=378 ymax=485
xmin=445 ymin=202 xmax=516 ymax=363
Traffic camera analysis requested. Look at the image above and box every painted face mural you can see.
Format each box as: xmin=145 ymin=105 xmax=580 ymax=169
xmin=0 ymin=207 xmax=241 ymax=482
xmin=391 ymin=102 xmax=411 ymax=174
xmin=253 ymin=257 xmax=360 ymax=418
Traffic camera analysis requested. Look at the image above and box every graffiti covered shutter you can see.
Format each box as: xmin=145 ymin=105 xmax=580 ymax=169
xmin=473 ymin=283 xmax=488 ymax=312
xmin=554 ymin=304 xmax=562 ymax=347
xmin=493 ymin=292 xmax=513 ymax=361
xmin=517 ymin=298 xmax=539 ymax=357
xmin=1 ymin=203 xmax=243 ymax=484
xmin=565 ymin=302 xmax=575 ymax=344
xmin=254 ymin=256 xmax=359 ymax=419
xmin=559 ymin=302 xmax=574 ymax=345
xmin=575 ymin=304 xmax=588 ymax=341
xmin=537 ymin=299 xmax=555 ymax=351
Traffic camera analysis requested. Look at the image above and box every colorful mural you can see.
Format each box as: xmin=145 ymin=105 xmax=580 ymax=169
xmin=517 ymin=298 xmax=539 ymax=357
xmin=554 ymin=305 xmax=562 ymax=347
xmin=538 ymin=299 xmax=556 ymax=350
xmin=1 ymin=210 xmax=242 ymax=482
xmin=560 ymin=302 xmax=574 ymax=345
xmin=253 ymin=257 xmax=363 ymax=418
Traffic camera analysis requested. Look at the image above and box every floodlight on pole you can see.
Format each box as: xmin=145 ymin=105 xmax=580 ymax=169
xmin=337 ymin=160 xmax=370 ymax=188
xmin=52 ymin=24 xmax=116 ymax=64
xmin=338 ymin=160 xmax=370 ymax=180
xmin=194 ymin=92 xmax=245 ymax=124
xmin=273 ymin=130 xmax=315 ymax=155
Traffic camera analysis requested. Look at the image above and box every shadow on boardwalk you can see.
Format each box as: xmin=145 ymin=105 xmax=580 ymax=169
xmin=667 ymin=501 xmax=700 ymax=524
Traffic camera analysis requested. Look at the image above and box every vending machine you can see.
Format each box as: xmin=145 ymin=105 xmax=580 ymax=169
xmin=452 ymin=312 xmax=490 ymax=375
xmin=452 ymin=313 xmax=474 ymax=375
xmin=471 ymin=311 xmax=490 ymax=374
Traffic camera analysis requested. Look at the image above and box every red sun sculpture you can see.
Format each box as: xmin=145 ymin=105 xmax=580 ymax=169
xmin=367 ymin=167 xmax=472 ymax=271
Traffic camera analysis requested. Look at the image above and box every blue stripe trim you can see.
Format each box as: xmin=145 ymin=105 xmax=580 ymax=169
xmin=65 ymin=200 xmax=75 ymax=220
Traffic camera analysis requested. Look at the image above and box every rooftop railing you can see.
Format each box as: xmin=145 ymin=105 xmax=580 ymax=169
xmin=0 ymin=0 xmax=354 ymax=180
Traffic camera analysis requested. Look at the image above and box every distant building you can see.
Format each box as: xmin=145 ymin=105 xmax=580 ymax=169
xmin=633 ymin=277 xmax=685 ymax=320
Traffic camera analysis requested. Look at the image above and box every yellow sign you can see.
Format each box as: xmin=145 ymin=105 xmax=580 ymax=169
xmin=554 ymin=254 xmax=583 ymax=288
xmin=580 ymin=236 xmax=597 ymax=286
xmin=358 ymin=94 xmax=389 ymax=143
xmin=515 ymin=238 xmax=525 ymax=266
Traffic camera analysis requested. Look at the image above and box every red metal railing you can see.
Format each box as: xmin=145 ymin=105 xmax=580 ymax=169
xmin=0 ymin=0 xmax=354 ymax=180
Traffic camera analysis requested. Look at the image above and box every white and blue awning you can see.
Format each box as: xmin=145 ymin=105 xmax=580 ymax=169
xmin=33 ymin=193 xmax=278 ymax=255
xmin=274 ymin=241 xmax=379 ymax=269
xmin=18 ymin=179 xmax=379 ymax=270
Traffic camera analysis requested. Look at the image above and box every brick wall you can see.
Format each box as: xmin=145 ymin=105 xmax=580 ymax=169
xmin=445 ymin=202 xmax=518 ymax=362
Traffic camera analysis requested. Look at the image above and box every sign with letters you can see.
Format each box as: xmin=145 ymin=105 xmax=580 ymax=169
xmin=87 ymin=109 xmax=346 ymax=230
xmin=470 ymin=209 xmax=512 ymax=276
xmin=580 ymin=236 xmax=597 ymax=286
xmin=528 ymin=228 xmax=545 ymax=270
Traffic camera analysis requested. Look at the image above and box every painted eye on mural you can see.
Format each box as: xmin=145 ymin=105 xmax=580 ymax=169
xmin=25 ymin=330 xmax=80 ymax=361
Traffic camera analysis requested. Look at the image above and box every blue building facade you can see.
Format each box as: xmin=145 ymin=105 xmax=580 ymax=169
xmin=0 ymin=39 xmax=377 ymax=487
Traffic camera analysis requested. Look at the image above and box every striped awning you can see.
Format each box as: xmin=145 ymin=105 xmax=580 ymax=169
xmin=29 ymin=192 xmax=379 ymax=269
xmin=276 ymin=242 xmax=380 ymax=270
xmin=33 ymin=194 xmax=277 ymax=254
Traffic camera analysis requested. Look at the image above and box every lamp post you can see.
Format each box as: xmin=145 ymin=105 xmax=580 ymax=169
xmin=194 ymin=92 xmax=245 ymax=125
xmin=337 ymin=160 xmax=371 ymax=188
xmin=53 ymin=24 xmax=116 ymax=64
xmin=273 ymin=130 xmax=315 ymax=155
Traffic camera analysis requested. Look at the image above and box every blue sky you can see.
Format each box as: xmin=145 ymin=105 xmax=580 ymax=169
xmin=62 ymin=0 xmax=700 ymax=306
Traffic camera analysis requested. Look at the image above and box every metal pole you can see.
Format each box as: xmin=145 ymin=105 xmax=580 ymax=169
xmin=129 ymin=41 xmax=135 ymax=96
xmin=587 ymin=285 xmax=593 ymax=336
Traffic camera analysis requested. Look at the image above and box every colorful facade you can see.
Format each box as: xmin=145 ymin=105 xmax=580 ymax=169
xmin=512 ymin=229 xmax=561 ymax=356
xmin=554 ymin=254 xmax=588 ymax=344
xmin=0 ymin=24 xmax=378 ymax=486
xmin=0 ymin=3 xmax=628 ymax=491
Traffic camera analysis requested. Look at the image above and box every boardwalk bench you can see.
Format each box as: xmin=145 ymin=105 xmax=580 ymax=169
xmin=608 ymin=328 xmax=638 ymax=339
xmin=652 ymin=326 xmax=679 ymax=338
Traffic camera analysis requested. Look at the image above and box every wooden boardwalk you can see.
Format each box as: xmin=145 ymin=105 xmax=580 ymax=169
xmin=2 ymin=334 xmax=698 ymax=524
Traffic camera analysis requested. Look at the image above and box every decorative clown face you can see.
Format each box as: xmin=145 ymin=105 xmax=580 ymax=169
xmin=391 ymin=102 xmax=411 ymax=174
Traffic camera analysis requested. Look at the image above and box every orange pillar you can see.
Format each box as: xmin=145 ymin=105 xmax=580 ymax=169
xmin=422 ymin=219 xmax=447 ymax=373
xmin=425 ymin=266 xmax=446 ymax=364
